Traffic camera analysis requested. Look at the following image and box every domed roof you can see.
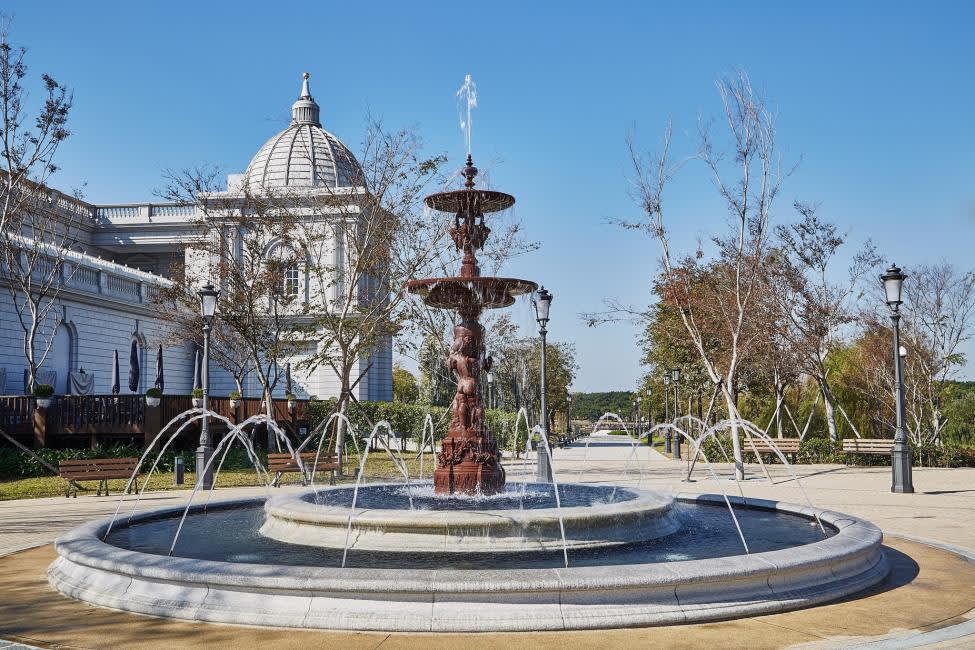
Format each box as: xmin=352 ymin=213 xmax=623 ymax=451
xmin=242 ymin=73 xmax=361 ymax=191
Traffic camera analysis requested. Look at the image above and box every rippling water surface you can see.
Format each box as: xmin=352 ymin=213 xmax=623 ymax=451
xmin=106 ymin=483 xmax=835 ymax=570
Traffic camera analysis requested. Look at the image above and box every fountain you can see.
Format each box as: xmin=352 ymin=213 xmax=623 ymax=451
xmin=405 ymin=155 xmax=536 ymax=495
xmin=46 ymin=145 xmax=891 ymax=633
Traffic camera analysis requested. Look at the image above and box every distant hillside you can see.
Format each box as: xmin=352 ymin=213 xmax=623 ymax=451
xmin=570 ymin=391 xmax=635 ymax=421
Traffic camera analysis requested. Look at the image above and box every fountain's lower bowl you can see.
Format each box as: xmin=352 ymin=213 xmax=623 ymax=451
xmin=47 ymin=490 xmax=889 ymax=632
xmin=261 ymin=484 xmax=678 ymax=553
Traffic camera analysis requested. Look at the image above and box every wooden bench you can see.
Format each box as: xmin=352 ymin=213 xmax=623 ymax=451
xmin=58 ymin=457 xmax=140 ymax=498
xmin=267 ymin=452 xmax=339 ymax=487
xmin=842 ymin=438 xmax=894 ymax=461
xmin=746 ymin=437 xmax=801 ymax=463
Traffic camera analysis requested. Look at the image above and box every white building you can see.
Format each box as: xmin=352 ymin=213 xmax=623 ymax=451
xmin=0 ymin=75 xmax=392 ymax=402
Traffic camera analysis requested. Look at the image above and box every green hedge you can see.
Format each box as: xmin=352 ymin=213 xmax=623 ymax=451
xmin=0 ymin=444 xmax=263 ymax=480
xmin=696 ymin=433 xmax=975 ymax=468
xmin=305 ymin=400 xmax=527 ymax=452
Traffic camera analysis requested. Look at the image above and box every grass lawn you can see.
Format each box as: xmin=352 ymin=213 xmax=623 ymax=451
xmin=0 ymin=452 xmax=438 ymax=501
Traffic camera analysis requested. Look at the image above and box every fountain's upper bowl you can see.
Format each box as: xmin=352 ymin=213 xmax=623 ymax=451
xmin=425 ymin=188 xmax=515 ymax=214
xmin=405 ymin=276 xmax=537 ymax=309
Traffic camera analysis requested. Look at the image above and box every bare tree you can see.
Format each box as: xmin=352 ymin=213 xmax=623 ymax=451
xmin=160 ymin=168 xmax=303 ymax=417
xmin=590 ymin=72 xmax=785 ymax=478
xmin=297 ymin=120 xmax=448 ymax=464
xmin=0 ymin=18 xmax=78 ymax=392
xmin=897 ymin=263 xmax=975 ymax=442
xmin=772 ymin=203 xmax=880 ymax=441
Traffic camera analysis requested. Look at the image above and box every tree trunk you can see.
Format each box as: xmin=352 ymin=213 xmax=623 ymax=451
xmin=263 ymin=385 xmax=280 ymax=451
xmin=334 ymin=377 xmax=351 ymax=477
xmin=775 ymin=382 xmax=785 ymax=439
xmin=722 ymin=387 xmax=745 ymax=480
xmin=818 ymin=377 xmax=839 ymax=443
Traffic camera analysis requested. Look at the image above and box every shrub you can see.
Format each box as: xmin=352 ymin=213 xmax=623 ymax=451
xmin=146 ymin=387 xmax=163 ymax=398
xmin=228 ymin=390 xmax=242 ymax=399
xmin=33 ymin=384 xmax=54 ymax=398
xmin=798 ymin=437 xmax=842 ymax=464
xmin=191 ymin=388 xmax=204 ymax=399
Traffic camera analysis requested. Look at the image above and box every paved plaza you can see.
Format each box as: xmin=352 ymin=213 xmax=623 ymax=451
xmin=1 ymin=435 xmax=973 ymax=648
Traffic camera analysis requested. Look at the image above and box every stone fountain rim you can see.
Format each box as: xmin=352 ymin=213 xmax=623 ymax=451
xmin=51 ymin=491 xmax=871 ymax=593
xmin=262 ymin=484 xmax=671 ymax=530
xmin=404 ymin=276 xmax=538 ymax=291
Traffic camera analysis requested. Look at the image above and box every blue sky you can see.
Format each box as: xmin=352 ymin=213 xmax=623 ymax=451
xmin=6 ymin=1 xmax=974 ymax=391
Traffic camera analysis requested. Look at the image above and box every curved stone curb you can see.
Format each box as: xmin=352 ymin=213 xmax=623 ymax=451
xmin=261 ymin=485 xmax=680 ymax=552
xmin=47 ymin=492 xmax=889 ymax=632
xmin=845 ymin=532 xmax=975 ymax=649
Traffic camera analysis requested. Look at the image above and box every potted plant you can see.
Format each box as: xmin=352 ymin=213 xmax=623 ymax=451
xmin=191 ymin=387 xmax=204 ymax=408
xmin=286 ymin=392 xmax=297 ymax=411
xmin=33 ymin=384 xmax=55 ymax=409
xmin=228 ymin=390 xmax=241 ymax=409
xmin=145 ymin=387 xmax=162 ymax=407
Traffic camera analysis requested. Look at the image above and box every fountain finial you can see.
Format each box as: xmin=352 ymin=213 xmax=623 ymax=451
xmin=462 ymin=154 xmax=478 ymax=189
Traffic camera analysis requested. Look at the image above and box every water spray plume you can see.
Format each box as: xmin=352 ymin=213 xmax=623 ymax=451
xmin=456 ymin=73 xmax=477 ymax=155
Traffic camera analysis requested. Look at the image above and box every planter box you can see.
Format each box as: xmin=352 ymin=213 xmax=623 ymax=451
xmin=192 ymin=398 xmax=203 ymax=408
xmin=35 ymin=397 xmax=53 ymax=409
xmin=145 ymin=396 xmax=161 ymax=407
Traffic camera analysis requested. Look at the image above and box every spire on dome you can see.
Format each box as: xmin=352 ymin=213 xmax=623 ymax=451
xmin=291 ymin=72 xmax=321 ymax=126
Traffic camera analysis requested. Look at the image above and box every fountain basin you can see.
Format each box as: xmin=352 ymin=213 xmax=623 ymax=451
xmin=47 ymin=492 xmax=888 ymax=632
xmin=260 ymin=484 xmax=679 ymax=552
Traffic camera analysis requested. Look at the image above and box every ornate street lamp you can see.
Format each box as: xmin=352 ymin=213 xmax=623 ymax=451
xmin=196 ymin=283 xmax=220 ymax=490
xmin=671 ymin=368 xmax=682 ymax=460
xmin=486 ymin=371 xmax=494 ymax=410
xmin=882 ymin=264 xmax=914 ymax=493
xmin=533 ymin=287 xmax=553 ymax=483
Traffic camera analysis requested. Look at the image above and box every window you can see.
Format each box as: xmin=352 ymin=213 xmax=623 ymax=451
xmin=281 ymin=265 xmax=300 ymax=296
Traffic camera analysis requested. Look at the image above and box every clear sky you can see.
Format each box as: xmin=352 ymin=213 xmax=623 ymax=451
xmin=5 ymin=1 xmax=974 ymax=391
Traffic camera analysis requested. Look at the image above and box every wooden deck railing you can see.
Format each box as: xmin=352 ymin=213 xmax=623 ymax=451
xmin=0 ymin=394 xmax=307 ymax=448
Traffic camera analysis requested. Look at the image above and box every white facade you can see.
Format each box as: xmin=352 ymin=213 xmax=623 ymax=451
xmin=0 ymin=74 xmax=392 ymax=401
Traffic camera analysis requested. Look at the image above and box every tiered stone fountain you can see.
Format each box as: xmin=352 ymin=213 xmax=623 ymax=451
xmin=406 ymin=155 xmax=536 ymax=495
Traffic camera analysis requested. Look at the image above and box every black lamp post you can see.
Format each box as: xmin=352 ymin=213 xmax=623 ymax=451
xmin=671 ymin=368 xmax=682 ymax=459
xmin=533 ymin=287 xmax=553 ymax=483
xmin=882 ymin=264 xmax=914 ymax=494
xmin=566 ymin=391 xmax=573 ymax=438
xmin=196 ymin=283 xmax=220 ymax=490
xmin=664 ymin=375 xmax=672 ymax=453
xmin=635 ymin=394 xmax=642 ymax=439
xmin=647 ymin=385 xmax=654 ymax=430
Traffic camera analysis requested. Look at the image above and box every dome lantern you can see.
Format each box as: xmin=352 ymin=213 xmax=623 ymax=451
xmin=291 ymin=72 xmax=321 ymax=126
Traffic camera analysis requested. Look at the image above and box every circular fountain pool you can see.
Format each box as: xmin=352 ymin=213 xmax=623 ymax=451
xmin=48 ymin=483 xmax=889 ymax=631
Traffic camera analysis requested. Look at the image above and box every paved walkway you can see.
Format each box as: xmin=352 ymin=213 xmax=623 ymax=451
xmin=1 ymin=434 xmax=973 ymax=648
